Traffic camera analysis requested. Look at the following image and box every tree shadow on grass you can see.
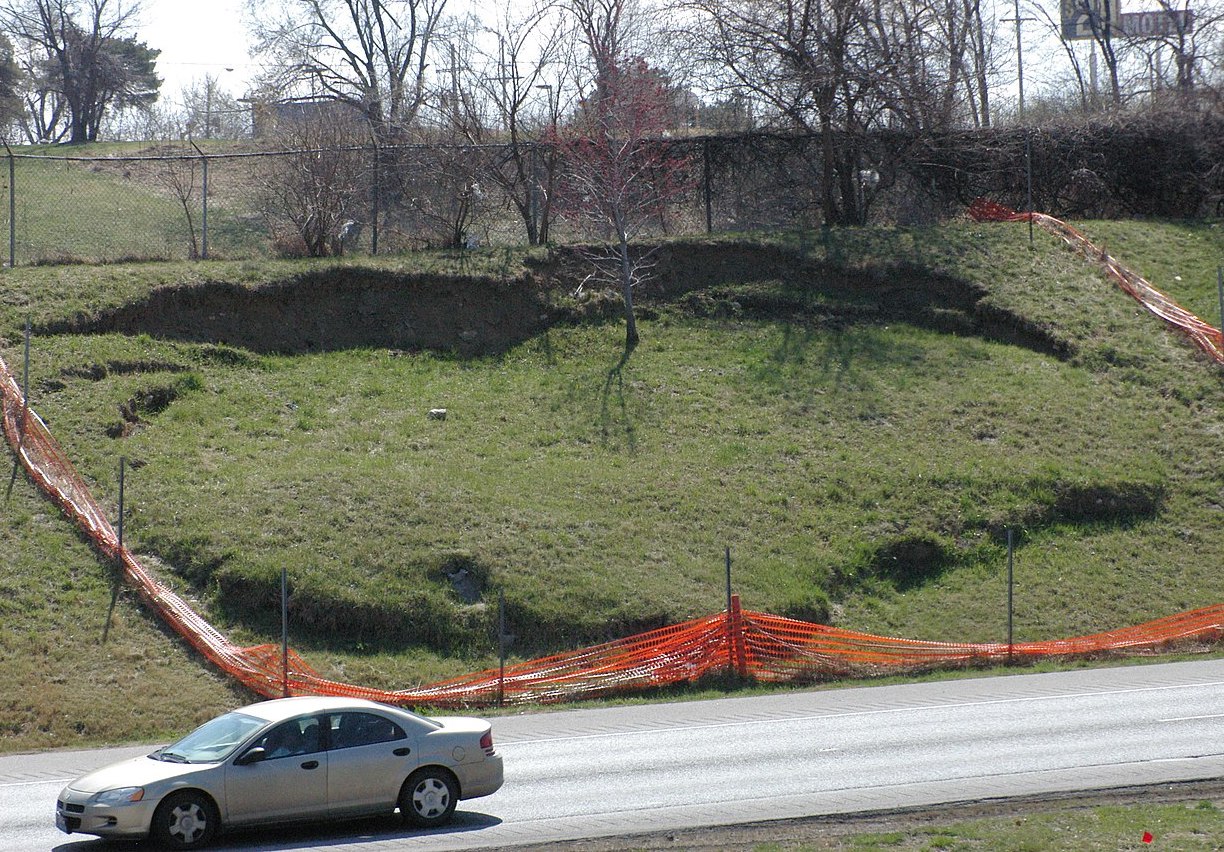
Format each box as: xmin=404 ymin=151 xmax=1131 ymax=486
xmin=599 ymin=338 xmax=638 ymax=450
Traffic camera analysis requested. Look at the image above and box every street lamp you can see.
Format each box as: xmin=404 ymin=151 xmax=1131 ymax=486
xmin=536 ymin=83 xmax=556 ymax=131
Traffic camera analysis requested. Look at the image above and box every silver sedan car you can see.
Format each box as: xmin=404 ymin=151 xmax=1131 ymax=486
xmin=55 ymin=695 xmax=504 ymax=849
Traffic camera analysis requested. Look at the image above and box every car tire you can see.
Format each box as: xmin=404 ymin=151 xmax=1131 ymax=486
xmin=150 ymin=790 xmax=218 ymax=849
xmin=399 ymin=767 xmax=459 ymax=828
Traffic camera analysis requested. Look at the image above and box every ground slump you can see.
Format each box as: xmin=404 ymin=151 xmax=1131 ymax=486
xmin=37 ymin=243 xmax=1072 ymax=361
xmin=5 ymin=213 xmax=1221 ymax=705
xmin=968 ymin=198 xmax=1224 ymax=366
xmin=3 ymin=354 xmax=1223 ymax=707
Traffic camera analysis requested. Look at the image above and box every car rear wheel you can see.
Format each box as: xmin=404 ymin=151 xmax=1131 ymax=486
xmin=399 ymin=767 xmax=458 ymax=827
xmin=150 ymin=790 xmax=218 ymax=849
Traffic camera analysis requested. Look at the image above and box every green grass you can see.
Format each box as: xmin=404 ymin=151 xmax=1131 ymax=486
xmin=5 ymin=156 xmax=190 ymax=262
xmin=0 ymin=142 xmax=281 ymax=263
xmin=0 ymin=219 xmax=1222 ymax=753
xmin=760 ymin=800 xmax=1224 ymax=850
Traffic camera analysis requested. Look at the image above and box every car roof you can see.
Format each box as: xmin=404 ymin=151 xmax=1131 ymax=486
xmin=235 ymin=695 xmax=409 ymax=723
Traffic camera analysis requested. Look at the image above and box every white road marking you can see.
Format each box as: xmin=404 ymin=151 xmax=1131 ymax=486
xmin=1158 ymin=712 xmax=1224 ymax=723
xmin=0 ymin=778 xmax=68 ymax=789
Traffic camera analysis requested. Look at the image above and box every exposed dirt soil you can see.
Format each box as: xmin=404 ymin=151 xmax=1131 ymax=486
xmin=40 ymin=242 xmax=1069 ymax=363
xmin=514 ymin=779 xmax=1224 ymax=850
xmin=42 ymin=268 xmax=554 ymax=357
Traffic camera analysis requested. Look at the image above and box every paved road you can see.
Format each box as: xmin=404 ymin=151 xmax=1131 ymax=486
xmin=4 ymin=659 xmax=1224 ymax=851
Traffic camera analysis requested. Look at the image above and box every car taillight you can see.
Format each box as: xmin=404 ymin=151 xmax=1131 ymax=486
xmin=480 ymin=730 xmax=495 ymax=754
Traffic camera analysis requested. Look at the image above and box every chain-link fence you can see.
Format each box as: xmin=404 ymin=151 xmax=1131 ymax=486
xmin=2 ymin=115 xmax=1220 ymax=267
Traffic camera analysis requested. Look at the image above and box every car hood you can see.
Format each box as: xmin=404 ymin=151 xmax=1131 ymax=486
xmin=65 ymin=754 xmax=214 ymax=794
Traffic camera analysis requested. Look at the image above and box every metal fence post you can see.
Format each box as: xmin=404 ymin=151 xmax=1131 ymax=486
xmin=529 ymin=142 xmax=540 ymax=244
xmin=728 ymin=593 xmax=748 ymax=678
xmin=102 ymin=455 xmax=127 ymax=644
xmin=22 ymin=317 xmax=29 ymax=429
xmin=201 ymin=155 xmax=210 ymax=260
xmin=117 ymin=455 xmax=125 ymax=556
xmin=5 ymin=143 xmax=14 ymax=268
xmin=281 ymin=565 xmax=289 ymax=697
xmin=703 ymin=137 xmax=713 ymax=235
xmin=1217 ymin=266 xmax=1223 ymax=331
xmin=1007 ymin=528 xmax=1014 ymax=661
xmin=498 ymin=590 xmax=507 ymax=707
xmin=370 ymin=141 xmax=380 ymax=256
xmin=724 ymin=546 xmax=732 ymax=615
xmin=190 ymin=141 xmax=209 ymax=259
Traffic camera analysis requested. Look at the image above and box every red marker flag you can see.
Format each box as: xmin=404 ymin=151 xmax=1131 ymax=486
xmin=1143 ymin=831 xmax=1154 ymax=843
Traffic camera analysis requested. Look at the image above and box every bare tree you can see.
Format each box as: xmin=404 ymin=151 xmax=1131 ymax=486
xmin=451 ymin=4 xmax=569 ymax=245
xmin=681 ymin=0 xmax=998 ymax=222
xmin=1038 ymin=0 xmax=1222 ymax=113
xmin=259 ymin=108 xmax=370 ymax=257
xmin=246 ymin=0 xmax=448 ymax=142
xmin=159 ymin=153 xmax=200 ymax=258
xmin=964 ymin=0 xmax=995 ymax=127
xmin=1055 ymin=0 xmax=1123 ymax=106
xmin=375 ymin=137 xmax=492 ymax=249
xmin=178 ymin=74 xmax=247 ymax=140
xmin=16 ymin=50 xmax=69 ymax=141
xmin=554 ymin=36 xmax=693 ymax=347
xmin=1132 ymin=0 xmax=1220 ymax=97
xmin=683 ymin=0 xmax=873 ymax=224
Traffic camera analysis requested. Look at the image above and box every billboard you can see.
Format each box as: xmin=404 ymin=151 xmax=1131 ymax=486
xmin=1118 ymin=9 xmax=1195 ymax=36
xmin=1062 ymin=0 xmax=1195 ymax=39
xmin=1062 ymin=0 xmax=1113 ymax=39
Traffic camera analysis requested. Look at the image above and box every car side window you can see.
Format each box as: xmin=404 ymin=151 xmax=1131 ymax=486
xmin=255 ymin=718 xmax=322 ymax=760
xmin=326 ymin=712 xmax=406 ymax=750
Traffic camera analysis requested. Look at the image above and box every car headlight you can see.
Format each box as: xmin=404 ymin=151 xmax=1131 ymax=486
xmin=93 ymin=787 xmax=145 ymax=807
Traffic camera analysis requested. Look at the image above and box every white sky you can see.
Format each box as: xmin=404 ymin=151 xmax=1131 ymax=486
xmin=131 ymin=0 xmax=1191 ymax=117
xmin=127 ymin=0 xmax=1070 ymax=112
xmin=139 ymin=0 xmax=255 ymax=100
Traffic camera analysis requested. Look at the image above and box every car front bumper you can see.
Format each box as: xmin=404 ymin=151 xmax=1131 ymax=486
xmin=56 ymin=786 xmax=156 ymax=839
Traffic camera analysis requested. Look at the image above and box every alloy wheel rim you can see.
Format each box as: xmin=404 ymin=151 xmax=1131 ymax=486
xmin=170 ymin=803 xmax=206 ymax=841
xmin=413 ymin=779 xmax=449 ymax=817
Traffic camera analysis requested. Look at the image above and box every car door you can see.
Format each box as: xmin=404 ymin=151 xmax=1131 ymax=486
xmin=224 ymin=717 xmax=328 ymax=825
xmin=323 ymin=710 xmax=419 ymax=818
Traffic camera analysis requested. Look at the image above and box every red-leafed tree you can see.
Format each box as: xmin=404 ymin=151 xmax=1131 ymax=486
xmin=554 ymin=0 xmax=691 ymax=349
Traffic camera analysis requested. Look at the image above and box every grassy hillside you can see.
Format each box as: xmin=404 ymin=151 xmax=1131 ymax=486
xmin=1 ymin=141 xmax=273 ymax=264
xmin=1 ymin=219 xmax=1221 ymax=752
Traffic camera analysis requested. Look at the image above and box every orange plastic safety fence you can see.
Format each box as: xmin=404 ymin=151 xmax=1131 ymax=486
xmin=968 ymin=198 xmax=1224 ymax=366
xmin=4 ymin=348 xmax=1224 ymax=709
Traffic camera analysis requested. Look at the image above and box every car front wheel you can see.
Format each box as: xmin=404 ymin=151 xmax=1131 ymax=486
xmin=150 ymin=790 xmax=218 ymax=849
xmin=399 ymin=767 xmax=458 ymax=827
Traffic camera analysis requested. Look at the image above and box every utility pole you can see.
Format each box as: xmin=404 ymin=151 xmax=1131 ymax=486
xmin=1003 ymin=0 xmax=1036 ymax=244
xmin=1013 ymin=0 xmax=1027 ymax=118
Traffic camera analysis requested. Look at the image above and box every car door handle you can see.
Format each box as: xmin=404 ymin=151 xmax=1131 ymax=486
xmin=300 ymin=760 xmax=319 ymax=770
xmin=393 ymin=747 xmax=411 ymax=757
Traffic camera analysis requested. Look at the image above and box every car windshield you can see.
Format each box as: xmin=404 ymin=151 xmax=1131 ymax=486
xmin=153 ymin=711 xmax=267 ymax=764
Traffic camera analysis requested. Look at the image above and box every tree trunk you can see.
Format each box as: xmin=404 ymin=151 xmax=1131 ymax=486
xmin=616 ymin=229 xmax=638 ymax=348
xmin=820 ymin=108 xmax=838 ymax=226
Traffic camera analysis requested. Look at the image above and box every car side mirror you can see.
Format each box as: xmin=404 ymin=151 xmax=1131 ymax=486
xmin=235 ymin=747 xmax=268 ymax=766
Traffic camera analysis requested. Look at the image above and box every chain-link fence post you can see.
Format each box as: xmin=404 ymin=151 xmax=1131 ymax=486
xmin=5 ymin=143 xmax=14 ymax=268
xmin=202 ymin=155 xmax=210 ymax=259
xmin=703 ymin=137 xmax=713 ymax=235
xmin=370 ymin=140 xmax=380 ymax=256
xmin=529 ymin=141 xmax=540 ymax=245
xmin=190 ymin=141 xmax=210 ymax=259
